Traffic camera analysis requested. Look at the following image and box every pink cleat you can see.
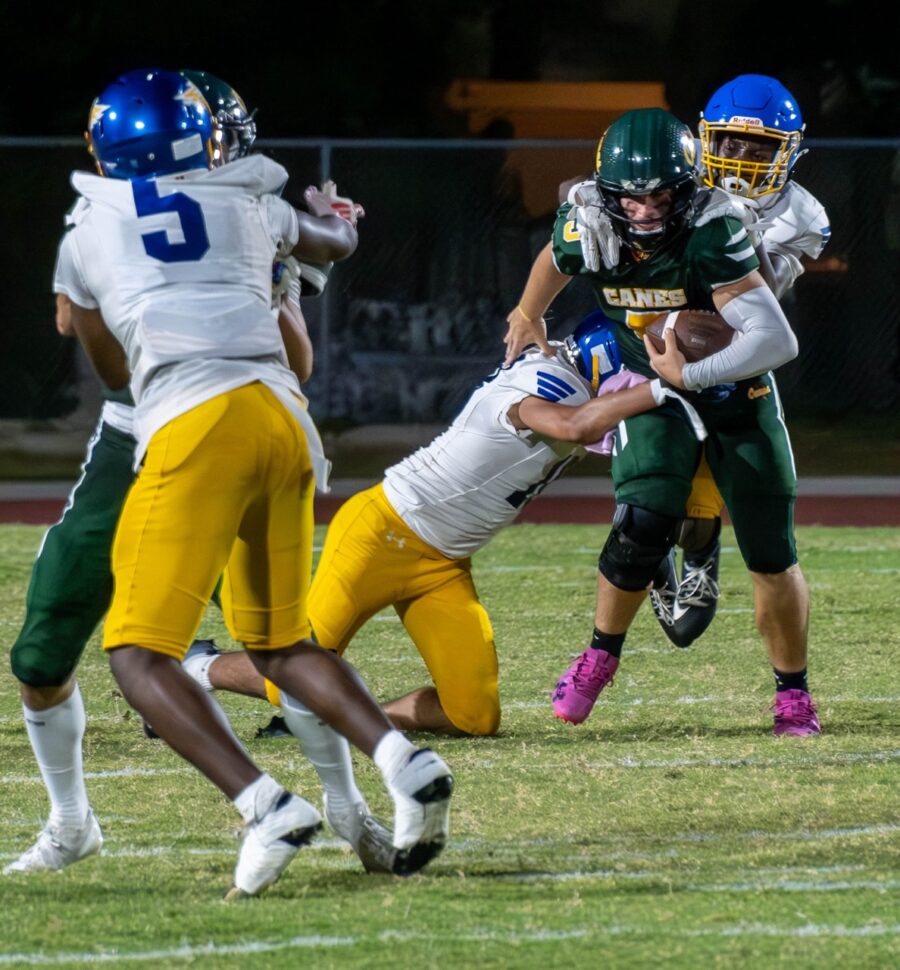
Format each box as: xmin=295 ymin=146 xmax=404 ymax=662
xmin=552 ymin=649 xmax=619 ymax=725
xmin=773 ymin=689 xmax=821 ymax=736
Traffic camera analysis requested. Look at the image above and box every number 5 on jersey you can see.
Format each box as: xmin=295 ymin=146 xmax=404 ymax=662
xmin=132 ymin=179 xmax=210 ymax=263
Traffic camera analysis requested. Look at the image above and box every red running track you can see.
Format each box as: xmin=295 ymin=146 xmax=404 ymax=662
xmin=3 ymin=494 xmax=898 ymax=527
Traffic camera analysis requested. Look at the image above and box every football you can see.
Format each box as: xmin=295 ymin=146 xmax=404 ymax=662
xmin=644 ymin=310 xmax=734 ymax=362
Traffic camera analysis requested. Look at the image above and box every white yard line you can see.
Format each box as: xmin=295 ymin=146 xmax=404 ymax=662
xmin=0 ymin=923 xmax=896 ymax=964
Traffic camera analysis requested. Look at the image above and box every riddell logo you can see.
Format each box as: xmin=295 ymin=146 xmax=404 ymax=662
xmin=728 ymin=115 xmax=764 ymax=128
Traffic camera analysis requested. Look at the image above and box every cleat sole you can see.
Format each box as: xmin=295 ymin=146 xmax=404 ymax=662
xmin=412 ymin=774 xmax=454 ymax=804
xmin=393 ymin=839 xmax=445 ymax=877
xmin=279 ymin=821 xmax=322 ymax=849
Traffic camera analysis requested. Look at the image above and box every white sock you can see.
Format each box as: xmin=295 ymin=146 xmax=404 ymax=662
xmin=279 ymin=692 xmax=364 ymax=816
xmin=372 ymin=729 xmax=417 ymax=784
xmin=182 ymin=652 xmax=216 ymax=692
xmin=233 ymin=773 xmax=283 ymax=824
xmin=24 ymin=683 xmax=90 ymax=830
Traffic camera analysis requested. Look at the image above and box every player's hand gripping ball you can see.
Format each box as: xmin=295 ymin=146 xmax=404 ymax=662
xmin=643 ymin=310 xmax=733 ymax=363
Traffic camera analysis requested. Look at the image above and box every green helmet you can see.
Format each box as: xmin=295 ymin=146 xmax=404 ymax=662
xmin=594 ymin=108 xmax=698 ymax=255
xmin=180 ymin=69 xmax=256 ymax=162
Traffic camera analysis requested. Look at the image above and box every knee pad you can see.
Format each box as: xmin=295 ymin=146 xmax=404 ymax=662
xmin=10 ymin=637 xmax=81 ymax=688
xmin=676 ymin=515 xmax=721 ymax=555
xmin=599 ymin=504 xmax=680 ymax=592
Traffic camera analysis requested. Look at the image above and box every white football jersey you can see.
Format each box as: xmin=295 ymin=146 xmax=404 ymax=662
xmin=757 ymin=180 xmax=830 ymax=288
xmin=53 ymin=155 xmax=328 ymax=486
xmin=383 ymin=348 xmax=592 ymax=558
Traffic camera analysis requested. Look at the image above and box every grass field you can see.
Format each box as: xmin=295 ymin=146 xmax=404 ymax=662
xmin=1 ymin=523 xmax=899 ymax=969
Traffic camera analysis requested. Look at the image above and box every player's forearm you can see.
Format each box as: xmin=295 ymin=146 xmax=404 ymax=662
xmin=292 ymin=211 xmax=358 ymax=264
xmin=518 ymin=383 xmax=656 ymax=443
xmin=767 ymin=251 xmax=802 ymax=299
xmin=684 ymin=286 xmax=798 ymax=389
xmin=505 ymin=244 xmax=572 ymax=363
xmin=517 ymin=243 xmax=571 ymax=320
xmin=278 ymin=298 xmax=314 ymax=383
xmin=564 ymin=383 xmax=657 ymax=442
xmin=755 ymin=245 xmax=797 ymax=301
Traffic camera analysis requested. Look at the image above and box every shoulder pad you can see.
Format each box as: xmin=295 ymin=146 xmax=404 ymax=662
xmin=200 ymin=154 xmax=289 ymax=197
xmin=501 ymin=350 xmax=591 ymax=404
xmin=69 ymin=171 xmax=133 ymax=215
xmin=762 ymin=182 xmax=830 ymax=259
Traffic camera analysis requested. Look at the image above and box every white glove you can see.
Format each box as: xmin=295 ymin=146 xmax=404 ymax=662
xmin=272 ymin=255 xmax=333 ymax=303
xmin=648 ymin=379 xmax=708 ymax=441
xmin=566 ymin=181 xmax=620 ymax=272
xmin=692 ymin=188 xmax=774 ymax=247
xmin=271 ymin=256 xmax=303 ymax=306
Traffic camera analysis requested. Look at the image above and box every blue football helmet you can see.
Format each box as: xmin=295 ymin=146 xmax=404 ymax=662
xmin=86 ymin=68 xmax=215 ymax=179
xmin=699 ymin=74 xmax=804 ymax=199
xmin=562 ymin=309 xmax=622 ymax=392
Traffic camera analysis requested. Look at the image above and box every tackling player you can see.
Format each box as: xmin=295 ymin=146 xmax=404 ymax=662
xmin=505 ymin=107 xmax=819 ymax=737
xmin=176 ymin=313 xmax=705 ymax=735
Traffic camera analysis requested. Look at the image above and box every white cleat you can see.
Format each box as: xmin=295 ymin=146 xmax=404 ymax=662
xmin=226 ymin=791 xmax=321 ymax=899
xmin=385 ymin=748 xmax=453 ymax=876
xmin=324 ymin=796 xmax=396 ymax=875
xmin=4 ymin=811 xmax=103 ymax=874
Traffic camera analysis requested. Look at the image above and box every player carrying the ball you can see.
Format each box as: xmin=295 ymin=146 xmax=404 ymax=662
xmin=505 ymin=106 xmax=820 ymax=737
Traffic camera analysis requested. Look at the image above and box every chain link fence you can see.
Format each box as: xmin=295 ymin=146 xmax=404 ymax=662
xmin=2 ymin=138 xmax=898 ymax=430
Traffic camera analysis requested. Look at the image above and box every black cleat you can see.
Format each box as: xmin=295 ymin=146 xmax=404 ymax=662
xmin=255 ymin=715 xmax=292 ymax=739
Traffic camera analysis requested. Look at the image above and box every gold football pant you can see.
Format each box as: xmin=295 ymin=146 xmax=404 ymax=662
xmin=104 ymin=383 xmax=314 ymax=659
xmin=293 ymin=483 xmax=499 ymax=735
xmin=685 ymin=449 xmax=724 ymax=520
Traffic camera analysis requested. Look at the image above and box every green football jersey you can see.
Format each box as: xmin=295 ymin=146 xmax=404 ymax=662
xmin=551 ymin=206 xmax=758 ymax=376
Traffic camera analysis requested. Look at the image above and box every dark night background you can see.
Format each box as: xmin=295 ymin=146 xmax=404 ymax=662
xmin=1 ymin=0 xmax=898 ymax=439
xmin=1 ymin=0 xmax=897 ymax=139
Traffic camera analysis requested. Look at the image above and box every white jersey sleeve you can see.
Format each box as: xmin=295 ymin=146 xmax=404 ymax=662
xmin=54 ymin=231 xmax=98 ymax=308
xmin=758 ymin=181 xmax=830 ymax=288
xmin=383 ymin=349 xmax=591 ymax=558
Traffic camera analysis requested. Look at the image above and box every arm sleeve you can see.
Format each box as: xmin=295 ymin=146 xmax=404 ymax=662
xmin=681 ymin=286 xmax=798 ymax=389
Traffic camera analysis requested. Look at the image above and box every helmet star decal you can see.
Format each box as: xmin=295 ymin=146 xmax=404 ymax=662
xmin=176 ymin=82 xmax=211 ymax=117
xmin=88 ymin=100 xmax=112 ymax=129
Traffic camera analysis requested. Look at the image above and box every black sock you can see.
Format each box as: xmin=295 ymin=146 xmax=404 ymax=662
xmin=591 ymin=629 xmax=625 ymax=659
xmin=774 ymin=667 xmax=809 ymax=693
